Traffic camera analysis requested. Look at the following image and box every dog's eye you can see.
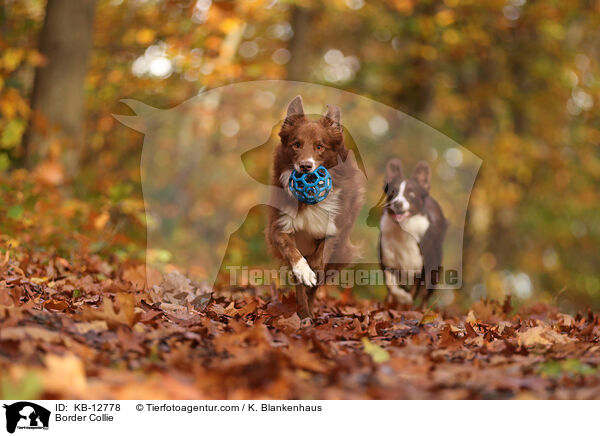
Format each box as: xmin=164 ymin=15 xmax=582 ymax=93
xmin=316 ymin=143 xmax=323 ymax=150
xmin=292 ymin=142 xmax=301 ymax=149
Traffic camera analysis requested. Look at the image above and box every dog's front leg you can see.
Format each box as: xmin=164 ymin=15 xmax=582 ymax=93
xmin=295 ymin=284 xmax=314 ymax=320
xmin=304 ymin=238 xmax=331 ymax=318
xmin=307 ymin=236 xmax=338 ymax=284
xmin=270 ymin=231 xmax=317 ymax=288
xmin=384 ymin=269 xmax=413 ymax=305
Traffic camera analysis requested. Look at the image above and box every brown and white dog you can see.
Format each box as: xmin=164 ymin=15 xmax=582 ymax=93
xmin=379 ymin=159 xmax=447 ymax=305
xmin=266 ymin=96 xmax=364 ymax=319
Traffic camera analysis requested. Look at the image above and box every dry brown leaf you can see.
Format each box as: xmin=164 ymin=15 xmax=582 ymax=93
xmin=123 ymin=265 xmax=162 ymax=290
xmin=517 ymin=325 xmax=574 ymax=347
xmin=41 ymin=354 xmax=87 ymax=396
xmin=0 ymin=326 xmax=61 ymax=343
xmin=275 ymin=313 xmax=301 ymax=332
xmin=73 ymin=320 xmax=109 ymax=334
xmin=43 ymin=299 xmax=70 ymax=311
xmin=287 ymin=343 xmax=329 ymax=373
xmin=465 ymin=336 xmax=485 ymax=347
xmin=224 ymin=300 xmax=258 ymax=318
xmin=466 ymin=310 xmax=478 ymax=325
xmin=556 ymin=313 xmax=574 ymax=329
xmin=82 ymin=293 xmax=137 ymax=328
xmin=449 ymin=324 xmax=463 ymax=335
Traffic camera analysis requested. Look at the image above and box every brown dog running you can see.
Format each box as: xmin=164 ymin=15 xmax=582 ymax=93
xmin=379 ymin=158 xmax=447 ymax=306
xmin=266 ymin=95 xmax=364 ymax=320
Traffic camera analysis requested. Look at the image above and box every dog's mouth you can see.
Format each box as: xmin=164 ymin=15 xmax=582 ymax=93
xmin=392 ymin=211 xmax=411 ymax=222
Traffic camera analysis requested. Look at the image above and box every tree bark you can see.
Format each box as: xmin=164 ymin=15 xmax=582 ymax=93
xmin=286 ymin=5 xmax=315 ymax=82
xmin=25 ymin=0 xmax=96 ymax=174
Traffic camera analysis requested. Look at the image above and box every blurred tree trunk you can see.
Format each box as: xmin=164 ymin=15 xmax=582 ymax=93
xmin=286 ymin=6 xmax=315 ymax=82
xmin=25 ymin=0 xmax=96 ymax=174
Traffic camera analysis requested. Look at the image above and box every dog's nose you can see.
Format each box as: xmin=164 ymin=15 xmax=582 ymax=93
xmin=298 ymin=161 xmax=314 ymax=172
xmin=391 ymin=203 xmax=405 ymax=214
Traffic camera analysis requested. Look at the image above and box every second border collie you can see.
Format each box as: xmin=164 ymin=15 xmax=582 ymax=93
xmin=379 ymin=158 xmax=447 ymax=306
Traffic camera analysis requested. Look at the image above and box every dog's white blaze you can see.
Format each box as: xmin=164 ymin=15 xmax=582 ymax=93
xmin=292 ymin=257 xmax=317 ymax=287
xmin=392 ymin=181 xmax=410 ymax=212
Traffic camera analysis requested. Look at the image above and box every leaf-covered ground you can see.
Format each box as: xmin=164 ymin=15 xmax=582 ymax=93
xmin=1 ymin=252 xmax=599 ymax=400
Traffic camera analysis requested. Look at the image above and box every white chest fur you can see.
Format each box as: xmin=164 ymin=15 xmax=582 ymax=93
xmin=399 ymin=214 xmax=430 ymax=242
xmin=276 ymin=170 xmax=340 ymax=238
xmin=380 ymin=211 xmax=429 ymax=273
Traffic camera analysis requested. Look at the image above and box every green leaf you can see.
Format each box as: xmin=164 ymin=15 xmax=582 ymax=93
xmin=108 ymin=183 xmax=133 ymax=202
xmin=7 ymin=204 xmax=23 ymax=220
xmin=362 ymin=337 xmax=390 ymax=364
xmin=1 ymin=119 xmax=26 ymax=149
xmin=0 ymin=372 xmax=44 ymax=400
xmin=538 ymin=359 xmax=597 ymax=378
xmin=89 ymin=241 xmax=107 ymax=253
xmin=0 ymin=153 xmax=10 ymax=171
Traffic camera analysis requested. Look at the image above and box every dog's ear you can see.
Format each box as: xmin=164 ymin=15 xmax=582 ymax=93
xmin=321 ymin=104 xmax=341 ymax=132
xmin=412 ymin=160 xmax=431 ymax=192
xmin=280 ymin=96 xmax=305 ymax=141
xmin=284 ymin=95 xmax=304 ymax=124
xmin=386 ymin=158 xmax=403 ymax=181
xmin=384 ymin=158 xmax=403 ymax=193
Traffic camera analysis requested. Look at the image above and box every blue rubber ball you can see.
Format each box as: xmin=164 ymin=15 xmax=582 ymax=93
xmin=289 ymin=165 xmax=332 ymax=205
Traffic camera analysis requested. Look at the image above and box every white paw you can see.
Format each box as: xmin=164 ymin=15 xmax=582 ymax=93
xmin=390 ymin=286 xmax=413 ymax=305
xmin=292 ymin=258 xmax=317 ymax=287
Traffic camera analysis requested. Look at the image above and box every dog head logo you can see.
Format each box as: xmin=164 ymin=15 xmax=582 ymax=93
xmin=3 ymin=402 xmax=50 ymax=434
xmin=114 ymin=80 xmax=480 ymax=292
